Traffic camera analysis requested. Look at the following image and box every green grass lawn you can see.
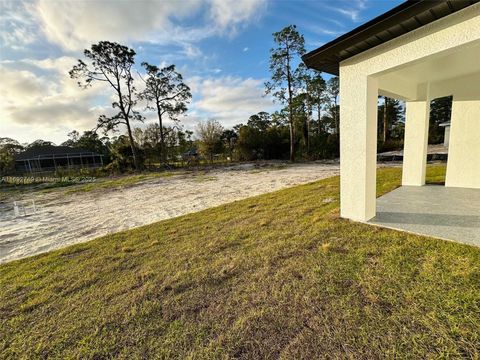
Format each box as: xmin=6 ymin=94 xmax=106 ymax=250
xmin=1 ymin=165 xmax=478 ymax=359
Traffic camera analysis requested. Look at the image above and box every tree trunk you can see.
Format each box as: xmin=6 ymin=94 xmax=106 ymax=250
xmin=306 ymin=117 xmax=310 ymax=154
xmin=125 ymin=119 xmax=140 ymax=170
xmin=317 ymin=103 xmax=322 ymax=135
xmin=383 ymin=97 xmax=389 ymax=143
xmin=287 ymin=82 xmax=295 ymax=162
xmin=286 ymin=45 xmax=295 ymax=163
xmin=303 ymin=111 xmax=309 ymax=156
xmin=288 ymin=111 xmax=295 ymax=162
xmin=334 ymin=102 xmax=339 ymax=137
xmin=157 ymin=108 xmax=165 ymax=164
xmin=116 ymin=79 xmax=139 ymax=171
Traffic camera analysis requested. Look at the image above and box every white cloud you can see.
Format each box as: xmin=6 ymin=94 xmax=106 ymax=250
xmin=0 ymin=1 xmax=37 ymax=49
xmin=0 ymin=66 xmax=49 ymax=102
xmin=33 ymin=0 xmax=198 ymax=51
xmin=20 ymin=56 xmax=77 ymax=72
xmin=8 ymin=100 xmax=98 ymax=129
xmin=335 ymin=8 xmax=361 ymax=22
xmin=0 ymin=62 xmax=109 ymax=143
xmin=27 ymin=0 xmax=266 ymax=52
xmin=209 ymin=0 xmax=267 ymax=35
xmin=307 ymin=25 xmax=343 ymax=37
xmin=330 ymin=0 xmax=367 ymax=22
xmin=243 ymin=47 xmax=249 ymax=52
xmin=187 ymin=75 xmax=276 ymax=128
xmin=182 ymin=44 xmax=203 ymax=59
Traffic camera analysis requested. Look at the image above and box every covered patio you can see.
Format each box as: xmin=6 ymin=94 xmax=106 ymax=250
xmin=371 ymin=185 xmax=480 ymax=246
xmin=303 ymin=0 xmax=480 ymax=244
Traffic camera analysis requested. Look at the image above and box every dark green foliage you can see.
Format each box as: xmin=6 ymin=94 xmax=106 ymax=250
xmin=324 ymin=77 xmax=339 ymax=135
xmin=75 ymin=131 xmax=111 ymax=161
xmin=107 ymin=135 xmax=144 ymax=173
xmin=377 ymin=97 xmax=405 ymax=152
xmin=0 ymin=138 xmax=24 ymax=175
xmin=378 ymin=97 xmax=405 ymax=141
xmin=429 ymin=96 xmax=452 ymax=144
xmin=26 ymin=139 xmax=55 ymax=149
xmin=309 ymin=132 xmax=340 ymax=159
xmin=139 ymin=63 xmax=191 ymax=163
xmin=196 ymin=120 xmax=224 ymax=163
xmin=236 ymin=112 xmax=289 ymax=160
xmin=221 ymin=129 xmax=238 ymax=160
xmin=305 ymin=72 xmax=327 ymax=134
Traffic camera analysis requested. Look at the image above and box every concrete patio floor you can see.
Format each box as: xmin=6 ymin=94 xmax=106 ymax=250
xmin=369 ymin=185 xmax=480 ymax=247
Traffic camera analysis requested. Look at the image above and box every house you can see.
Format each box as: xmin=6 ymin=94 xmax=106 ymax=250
xmin=439 ymin=121 xmax=451 ymax=147
xmin=303 ymin=0 xmax=480 ymax=245
xmin=14 ymin=145 xmax=103 ymax=174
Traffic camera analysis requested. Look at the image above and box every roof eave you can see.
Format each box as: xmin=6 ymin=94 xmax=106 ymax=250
xmin=302 ymin=0 xmax=479 ymax=75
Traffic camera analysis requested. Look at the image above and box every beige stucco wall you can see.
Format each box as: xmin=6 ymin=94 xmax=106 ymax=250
xmin=402 ymin=100 xmax=430 ymax=186
xmin=339 ymin=75 xmax=378 ymax=221
xmin=339 ymin=4 xmax=480 ymax=221
xmin=446 ymin=100 xmax=480 ymax=188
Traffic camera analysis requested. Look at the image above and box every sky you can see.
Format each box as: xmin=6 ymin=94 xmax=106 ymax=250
xmin=0 ymin=0 xmax=403 ymax=145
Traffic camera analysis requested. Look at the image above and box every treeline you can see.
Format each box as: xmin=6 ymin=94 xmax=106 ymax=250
xmin=1 ymin=91 xmax=450 ymax=175
xmin=1 ymin=26 xmax=452 ymax=175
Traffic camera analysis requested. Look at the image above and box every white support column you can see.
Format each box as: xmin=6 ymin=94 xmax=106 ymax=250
xmin=402 ymin=98 xmax=430 ymax=186
xmin=339 ymin=72 xmax=378 ymax=222
xmin=446 ymin=99 xmax=480 ymax=189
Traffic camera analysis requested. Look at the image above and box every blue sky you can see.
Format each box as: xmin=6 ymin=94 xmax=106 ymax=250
xmin=0 ymin=0 xmax=403 ymax=144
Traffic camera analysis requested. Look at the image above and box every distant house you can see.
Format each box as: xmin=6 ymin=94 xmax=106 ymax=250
xmin=181 ymin=149 xmax=199 ymax=161
xmin=439 ymin=121 xmax=451 ymax=147
xmin=14 ymin=145 xmax=103 ymax=174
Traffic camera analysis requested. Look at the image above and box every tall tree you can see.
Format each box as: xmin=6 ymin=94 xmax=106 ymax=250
xmin=27 ymin=139 xmax=55 ymax=149
xmin=378 ymin=97 xmax=404 ymax=143
xmin=0 ymin=138 xmax=23 ymax=175
xmin=265 ymin=25 xmax=306 ymax=162
xmin=305 ymin=72 xmax=326 ymax=135
xmin=247 ymin=111 xmax=271 ymax=131
xmin=429 ymin=96 xmax=452 ymax=144
xmin=221 ymin=129 xmax=237 ymax=160
xmin=196 ymin=119 xmax=224 ymax=163
xmin=70 ymin=41 xmax=142 ymax=170
xmin=325 ymin=76 xmax=339 ymax=136
xmin=143 ymin=123 xmax=161 ymax=149
xmin=294 ymin=64 xmax=315 ymax=155
xmin=132 ymin=127 xmax=148 ymax=149
xmin=291 ymin=93 xmax=311 ymax=155
xmin=177 ymin=129 xmax=195 ymax=160
xmin=383 ymin=97 xmax=390 ymax=143
xmin=139 ymin=63 xmax=191 ymax=164
xmin=76 ymin=131 xmax=110 ymax=158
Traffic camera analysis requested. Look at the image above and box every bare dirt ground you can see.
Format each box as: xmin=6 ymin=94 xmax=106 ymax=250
xmin=378 ymin=144 xmax=448 ymax=156
xmin=0 ymin=162 xmax=340 ymax=263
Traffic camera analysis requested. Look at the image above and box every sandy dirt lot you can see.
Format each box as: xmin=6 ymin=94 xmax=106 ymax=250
xmin=0 ymin=162 xmax=339 ymax=263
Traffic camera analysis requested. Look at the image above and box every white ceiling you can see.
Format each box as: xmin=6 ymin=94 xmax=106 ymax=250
xmin=377 ymin=39 xmax=480 ymax=100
